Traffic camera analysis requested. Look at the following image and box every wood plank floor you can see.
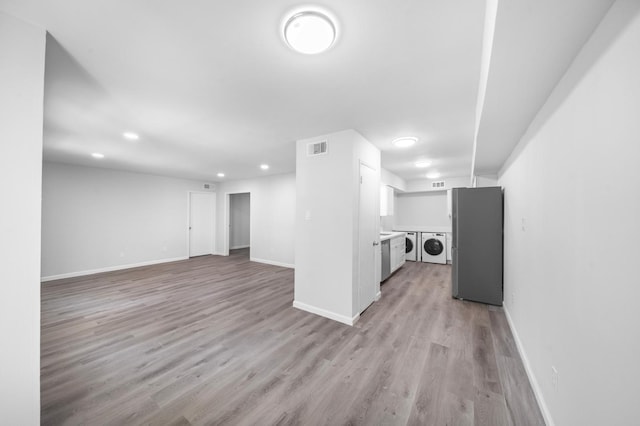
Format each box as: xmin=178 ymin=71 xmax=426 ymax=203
xmin=41 ymin=249 xmax=545 ymax=425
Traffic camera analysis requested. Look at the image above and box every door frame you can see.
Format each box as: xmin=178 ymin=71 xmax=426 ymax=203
xmin=187 ymin=191 xmax=216 ymax=257
xmin=223 ymin=191 xmax=251 ymax=256
xmin=357 ymin=160 xmax=380 ymax=313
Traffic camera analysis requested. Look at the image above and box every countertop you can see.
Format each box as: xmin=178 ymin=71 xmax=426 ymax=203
xmin=380 ymin=231 xmax=405 ymax=241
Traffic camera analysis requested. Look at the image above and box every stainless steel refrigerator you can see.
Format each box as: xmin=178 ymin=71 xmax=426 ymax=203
xmin=451 ymin=187 xmax=503 ymax=306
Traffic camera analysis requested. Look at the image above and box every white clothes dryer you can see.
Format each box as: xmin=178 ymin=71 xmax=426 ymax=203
xmin=421 ymin=232 xmax=447 ymax=264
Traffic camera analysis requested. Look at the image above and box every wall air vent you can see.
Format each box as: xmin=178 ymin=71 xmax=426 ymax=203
xmin=203 ymin=183 xmax=215 ymax=190
xmin=307 ymin=140 xmax=328 ymax=156
xmin=432 ymin=181 xmax=445 ymax=189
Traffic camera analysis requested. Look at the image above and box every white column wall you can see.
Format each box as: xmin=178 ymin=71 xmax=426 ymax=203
xmin=0 ymin=12 xmax=46 ymax=425
xmin=294 ymin=129 xmax=380 ymax=324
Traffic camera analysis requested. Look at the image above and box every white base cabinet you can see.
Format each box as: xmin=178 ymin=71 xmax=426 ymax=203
xmin=390 ymin=235 xmax=406 ymax=274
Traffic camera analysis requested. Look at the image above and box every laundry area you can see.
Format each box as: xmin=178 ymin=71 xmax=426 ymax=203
xmin=380 ymin=178 xmax=465 ymax=266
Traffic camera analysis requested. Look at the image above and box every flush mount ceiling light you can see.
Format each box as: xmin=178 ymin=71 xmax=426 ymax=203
xmin=283 ymin=10 xmax=336 ymax=54
xmin=426 ymin=172 xmax=441 ymax=179
xmin=123 ymin=132 xmax=139 ymax=141
xmin=260 ymin=164 xmax=269 ymax=170
xmin=392 ymin=137 xmax=417 ymax=148
xmin=415 ymin=160 xmax=431 ymax=168
xmin=217 ymin=172 xmax=225 ymax=178
xmin=91 ymin=152 xmax=105 ymax=159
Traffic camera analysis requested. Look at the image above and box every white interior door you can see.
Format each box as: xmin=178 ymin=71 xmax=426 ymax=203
xmin=189 ymin=192 xmax=215 ymax=257
xmin=358 ymin=163 xmax=377 ymax=312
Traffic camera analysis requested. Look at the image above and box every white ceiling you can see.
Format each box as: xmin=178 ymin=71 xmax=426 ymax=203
xmin=0 ymin=0 xmax=614 ymax=183
xmin=474 ymin=0 xmax=615 ymax=176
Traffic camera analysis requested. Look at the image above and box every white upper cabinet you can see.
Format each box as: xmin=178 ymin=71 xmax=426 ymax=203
xmin=380 ymin=185 xmax=394 ymax=216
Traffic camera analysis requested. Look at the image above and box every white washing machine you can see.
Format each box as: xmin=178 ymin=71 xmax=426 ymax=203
xmin=404 ymin=232 xmax=419 ymax=261
xmin=421 ymin=232 xmax=447 ymax=264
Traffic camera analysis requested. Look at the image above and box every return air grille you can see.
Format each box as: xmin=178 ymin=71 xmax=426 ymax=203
xmin=307 ymin=140 xmax=328 ymax=156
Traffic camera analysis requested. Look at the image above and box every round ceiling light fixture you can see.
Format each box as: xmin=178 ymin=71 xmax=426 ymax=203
xmin=260 ymin=164 xmax=270 ymax=170
xmin=217 ymin=172 xmax=225 ymax=178
xmin=91 ymin=152 xmax=105 ymax=159
xmin=415 ymin=160 xmax=431 ymax=168
xmin=283 ymin=10 xmax=336 ymax=54
xmin=426 ymin=172 xmax=441 ymax=179
xmin=123 ymin=132 xmax=139 ymax=141
xmin=392 ymin=137 xmax=417 ymax=148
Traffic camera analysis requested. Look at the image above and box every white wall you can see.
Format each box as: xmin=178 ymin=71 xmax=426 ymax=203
xmin=229 ymin=192 xmax=250 ymax=249
xmin=41 ymin=162 xmax=214 ymax=279
xmin=216 ymin=173 xmax=295 ymax=268
xmin=498 ymin=2 xmax=640 ymax=425
xmin=405 ymin=175 xmax=469 ymax=192
xmin=475 ymin=174 xmax=498 ymax=187
xmin=294 ymin=129 xmax=380 ymax=324
xmin=394 ymin=192 xmax=450 ymax=231
xmin=0 ymin=12 xmax=45 ymax=425
xmin=381 ymin=168 xmax=407 ymax=191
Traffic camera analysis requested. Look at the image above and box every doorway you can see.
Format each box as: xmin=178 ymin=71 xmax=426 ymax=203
xmin=226 ymin=192 xmax=250 ymax=258
xmin=188 ymin=192 xmax=216 ymax=257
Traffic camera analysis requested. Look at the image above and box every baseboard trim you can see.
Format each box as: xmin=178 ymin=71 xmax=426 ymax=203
xmin=250 ymin=257 xmax=294 ymax=269
xmin=292 ymin=300 xmax=359 ymax=326
xmin=375 ymin=291 xmax=382 ymax=301
xmin=41 ymin=256 xmax=189 ymax=282
xmin=503 ymin=306 xmax=554 ymax=426
xmin=230 ymin=245 xmax=250 ymax=250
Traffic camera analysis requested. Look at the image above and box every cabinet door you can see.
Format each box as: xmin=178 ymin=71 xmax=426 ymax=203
xmin=390 ymin=237 xmax=404 ymax=271
xmin=380 ymin=185 xmax=395 ymax=216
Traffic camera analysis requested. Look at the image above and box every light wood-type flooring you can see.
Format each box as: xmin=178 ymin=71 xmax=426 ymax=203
xmin=41 ymin=249 xmax=545 ymax=425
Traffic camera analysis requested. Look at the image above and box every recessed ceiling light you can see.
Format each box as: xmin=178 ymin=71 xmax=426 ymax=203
xmin=123 ymin=132 xmax=139 ymax=141
xmin=426 ymin=172 xmax=441 ymax=179
xmin=392 ymin=137 xmax=417 ymax=148
xmin=260 ymin=164 xmax=269 ymax=170
xmin=284 ymin=10 xmax=336 ymax=54
xmin=415 ymin=160 xmax=431 ymax=168
xmin=217 ymin=173 xmax=225 ymax=178
xmin=91 ymin=152 xmax=105 ymax=159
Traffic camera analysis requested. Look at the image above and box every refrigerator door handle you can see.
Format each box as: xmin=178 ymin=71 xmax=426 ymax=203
xmin=451 ymin=247 xmax=459 ymax=298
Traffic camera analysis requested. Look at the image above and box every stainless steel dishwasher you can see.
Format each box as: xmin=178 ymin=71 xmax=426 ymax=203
xmin=381 ymin=239 xmax=391 ymax=281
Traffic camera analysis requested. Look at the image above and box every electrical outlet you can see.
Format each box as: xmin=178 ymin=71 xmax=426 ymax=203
xmin=521 ymin=217 xmax=526 ymax=231
xmin=551 ymin=366 xmax=558 ymax=390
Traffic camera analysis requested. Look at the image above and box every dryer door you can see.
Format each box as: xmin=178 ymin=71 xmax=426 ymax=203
xmin=405 ymin=237 xmax=413 ymax=254
xmin=424 ymin=238 xmax=444 ymax=256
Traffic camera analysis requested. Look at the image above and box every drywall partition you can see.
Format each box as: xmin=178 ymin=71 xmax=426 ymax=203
xmin=41 ymin=162 xmax=214 ymax=279
xmin=0 ymin=13 xmax=45 ymax=425
xmin=294 ymin=129 xmax=380 ymax=325
xmin=229 ymin=193 xmax=250 ymax=249
xmin=216 ymin=173 xmax=295 ymax=268
xmin=498 ymin=2 xmax=640 ymax=425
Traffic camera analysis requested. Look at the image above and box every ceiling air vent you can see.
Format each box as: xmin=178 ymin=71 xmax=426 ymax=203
xmin=307 ymin=140 xmax=328 ymax=156
xmin=431 ymin=181 xmax=445 ymax=189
